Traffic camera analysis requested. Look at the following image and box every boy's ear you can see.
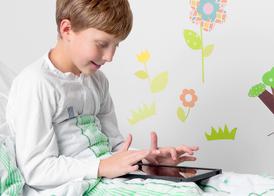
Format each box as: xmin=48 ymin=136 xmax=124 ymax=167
xmin=59 ymin=19 xmax=73 ymax=40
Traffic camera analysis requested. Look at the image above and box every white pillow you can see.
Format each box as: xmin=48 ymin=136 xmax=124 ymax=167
xmin=0 ymin=61 xmax=16 ymax=122
xmin=0 ymin=61 xmax=16 ymax=95
xmin=0 ymin=61 xmax=16 ymax=136
xmin=0 ymin=93 xmax=8 ymax=125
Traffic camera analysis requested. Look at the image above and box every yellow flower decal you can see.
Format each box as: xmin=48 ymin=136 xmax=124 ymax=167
xmin=136 ymin=50 xmax=150 ymax=64
xmin=129 ymin=50 xmax=169 ymax=125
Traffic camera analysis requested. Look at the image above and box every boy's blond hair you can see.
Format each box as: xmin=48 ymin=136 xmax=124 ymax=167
xmin=56 ymin=0 xmax=133 ymax=40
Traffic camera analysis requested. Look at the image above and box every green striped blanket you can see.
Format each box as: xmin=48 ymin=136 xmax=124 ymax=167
xmin=1 ymin=135 xmax=274 ymax=196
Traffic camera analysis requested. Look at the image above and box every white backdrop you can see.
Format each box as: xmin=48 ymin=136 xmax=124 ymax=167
xmin=0 ymin=0 xmax=273 ymax=175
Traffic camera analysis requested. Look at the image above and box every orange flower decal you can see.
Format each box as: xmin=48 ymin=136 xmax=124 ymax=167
xmin=177 ymin=88 xmax=198 ymax=122
xmin=180 ymin=89 xmax=198 ymax=108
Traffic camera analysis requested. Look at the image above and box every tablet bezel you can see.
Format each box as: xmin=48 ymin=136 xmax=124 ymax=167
xmin=122 ymin=163 xmax=222 ymax=182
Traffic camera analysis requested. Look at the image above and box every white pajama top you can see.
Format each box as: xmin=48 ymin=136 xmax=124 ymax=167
xmin=6 ymin=53 xmax=124 ymax=190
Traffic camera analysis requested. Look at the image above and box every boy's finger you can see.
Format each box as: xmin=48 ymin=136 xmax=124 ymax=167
xmin=158 ymin=147 xmax=178 ymax=160
xmin=150 ymin=131 xmax=158 ymax=150
xmin=191 ymin=146 xmax=199 ymax=151
xmin=144 ymin=156 xmax=159 ymax=165
xmin=129 ymin=150 xmax=150 ymax=165
xmin=176 ymin=145 xmax=199 ymax=155
xmin=129 ymin=165 xmax=139 ymax=173
xmin=170 ymin=148 xmax=178 ymax=160
xmin=119 ymin=134 xmax=132 ymax=152
xmin=178 ymin=156 xmax=197 ymax=163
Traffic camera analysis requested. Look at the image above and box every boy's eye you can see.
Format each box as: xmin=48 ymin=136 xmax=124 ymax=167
xmin=95 ymin=41 xmax=120 ymax=50
xmin=97 ymin=42 xmax=108 ymax=48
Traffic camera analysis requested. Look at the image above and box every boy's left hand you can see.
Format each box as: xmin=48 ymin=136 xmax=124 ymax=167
xmin=143 ymin=132 xmax=199 ymax=166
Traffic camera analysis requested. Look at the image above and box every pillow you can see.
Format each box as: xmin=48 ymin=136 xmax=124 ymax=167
xmin=0 ymin=61 xmax=16 ymax=95
xmin=0 ymin=61 xmax=16 ymax=124
xmin=0 ymin=93 xmax=8 ymax=125
xmin=0 ymin=61 xmax=16 ymax=136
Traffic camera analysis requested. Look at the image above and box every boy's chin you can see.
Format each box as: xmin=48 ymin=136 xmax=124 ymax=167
xmin=82 ymin=69 xmax=97 ymax=75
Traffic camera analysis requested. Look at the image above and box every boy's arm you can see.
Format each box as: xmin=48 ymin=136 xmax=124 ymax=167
xmin=6 ymin=73 xmax=100 ymax=189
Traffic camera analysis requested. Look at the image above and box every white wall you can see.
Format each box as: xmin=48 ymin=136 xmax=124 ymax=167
xmin=0 ymin=0 xmax=273 ymax=175
xmin=0 ymin=0 xmax=56 ymax=72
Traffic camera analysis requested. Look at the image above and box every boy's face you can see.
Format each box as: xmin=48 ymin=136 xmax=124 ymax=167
xmin=64 ymin=24 xmax=121 ymax=75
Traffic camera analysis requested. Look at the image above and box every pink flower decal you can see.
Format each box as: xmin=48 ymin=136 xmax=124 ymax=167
xmin=184 ymin=0 xmax=228 ymax=83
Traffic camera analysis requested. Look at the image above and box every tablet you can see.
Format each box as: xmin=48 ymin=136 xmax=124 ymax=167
xmin=122 ymin=163 xmax=222 ymax=183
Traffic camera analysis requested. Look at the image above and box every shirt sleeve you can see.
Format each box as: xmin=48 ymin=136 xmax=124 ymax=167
xmin=6 ymin=71 xmax=100 ymax=190
xmin=96 ymin=72 xmax=124 ymax=152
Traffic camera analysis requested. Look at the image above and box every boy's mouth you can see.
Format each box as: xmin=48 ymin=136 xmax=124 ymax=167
xmin=90 ymin=61 xmax=101 ymax=69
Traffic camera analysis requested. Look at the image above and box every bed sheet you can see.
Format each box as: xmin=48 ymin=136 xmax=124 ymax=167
xmin=1 ymin=136 xmax=274 ymax=196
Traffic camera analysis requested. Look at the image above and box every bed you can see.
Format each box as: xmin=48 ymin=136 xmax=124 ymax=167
xmin=1 ymin=62 xmax=274 ymax=195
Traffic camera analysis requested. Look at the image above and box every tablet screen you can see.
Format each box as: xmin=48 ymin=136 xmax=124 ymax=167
xmin=134 ymin=164 xmax=205 ymax=178
xmin=125 ymin=163 xmax=221 ymax=182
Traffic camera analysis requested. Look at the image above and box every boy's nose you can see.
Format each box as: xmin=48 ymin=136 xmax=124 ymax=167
xmin=103 ymin=49 xmax=115 ymax=62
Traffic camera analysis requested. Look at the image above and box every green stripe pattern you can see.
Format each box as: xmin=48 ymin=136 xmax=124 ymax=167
xmin=76 ymin=115 xmax=110 ymax=157
xmin=0 ymin=143 xmax=24 ymax=196
xmin=84 ymin=178 xmax=204 ymax=196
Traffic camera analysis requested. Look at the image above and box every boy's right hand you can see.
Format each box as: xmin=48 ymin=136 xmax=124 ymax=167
xmin=98 ymin=134 xmax=149 ymax=178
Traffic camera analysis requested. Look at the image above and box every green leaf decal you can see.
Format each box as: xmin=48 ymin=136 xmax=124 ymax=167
xmin=150 ymin=72 xmax=168 ymax=93
xmin=248 ymin=83 xmax=266 ymax=97
xmin=184 ymin=29 xmax=202 ymax=50
xmin=177 ymin=107 xmax=186 ymax=122
xmin=135 ymin=70 xmax=148 ymax=79
xmin=204 ymin=44 xmax=214 ymax=57
xmin=262 ymin=67 xmax=274 ymax=88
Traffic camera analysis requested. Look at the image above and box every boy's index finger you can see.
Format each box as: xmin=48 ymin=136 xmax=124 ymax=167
xmin=119 ymin=134 xmax=132 ymax=152
xmin=150 ymin=131 xmax=158 ymax=150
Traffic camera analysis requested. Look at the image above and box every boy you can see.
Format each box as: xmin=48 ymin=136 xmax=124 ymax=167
xmin=6 ymin=0 xmax=198 ymax=192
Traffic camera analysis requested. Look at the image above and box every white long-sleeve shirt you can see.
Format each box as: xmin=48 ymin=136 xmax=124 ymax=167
xmin=6 ymin=53 xmax=124 ymax=190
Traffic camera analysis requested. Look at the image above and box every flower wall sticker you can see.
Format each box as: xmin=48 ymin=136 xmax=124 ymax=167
xmin=177 ymin=89 xmax=198 ymax=122
xmin=248 ymin=67 xmax=274 ymax=114
xmin=205 ymin=125 xmax=237 ymax=141
xmin=184 ymin=0 xmax=228 ymax=83
xmin=128 ymin=51 xmax=169 ymax=125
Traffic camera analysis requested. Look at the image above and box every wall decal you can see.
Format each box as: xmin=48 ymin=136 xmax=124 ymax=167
xmin=128 ymin=103 xmax=156 ymax=125
xmin=205 ymin=125 xmax=237 ymax=141
xmin=177 ymin=89 xmax=198 ymax=122
xmin=184 ymin=0 xmax=228 ymax=83
xmin=248 ymin=67 xmax=274 ymax=114
xmin=128 ymin=51 xmax=169 ymax=125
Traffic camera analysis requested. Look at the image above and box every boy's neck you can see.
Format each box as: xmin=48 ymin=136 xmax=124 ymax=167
xmin=49 ymin=42 xmax=81 ymax=76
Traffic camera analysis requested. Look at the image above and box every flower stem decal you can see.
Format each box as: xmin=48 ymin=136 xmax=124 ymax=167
xmin=185 ymin=0 xmax=227 ymax=83
xmin=128 ymin=50 xmax=169 ymax=125
xmin=177 ymin=89 xmax=198 ymax=122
